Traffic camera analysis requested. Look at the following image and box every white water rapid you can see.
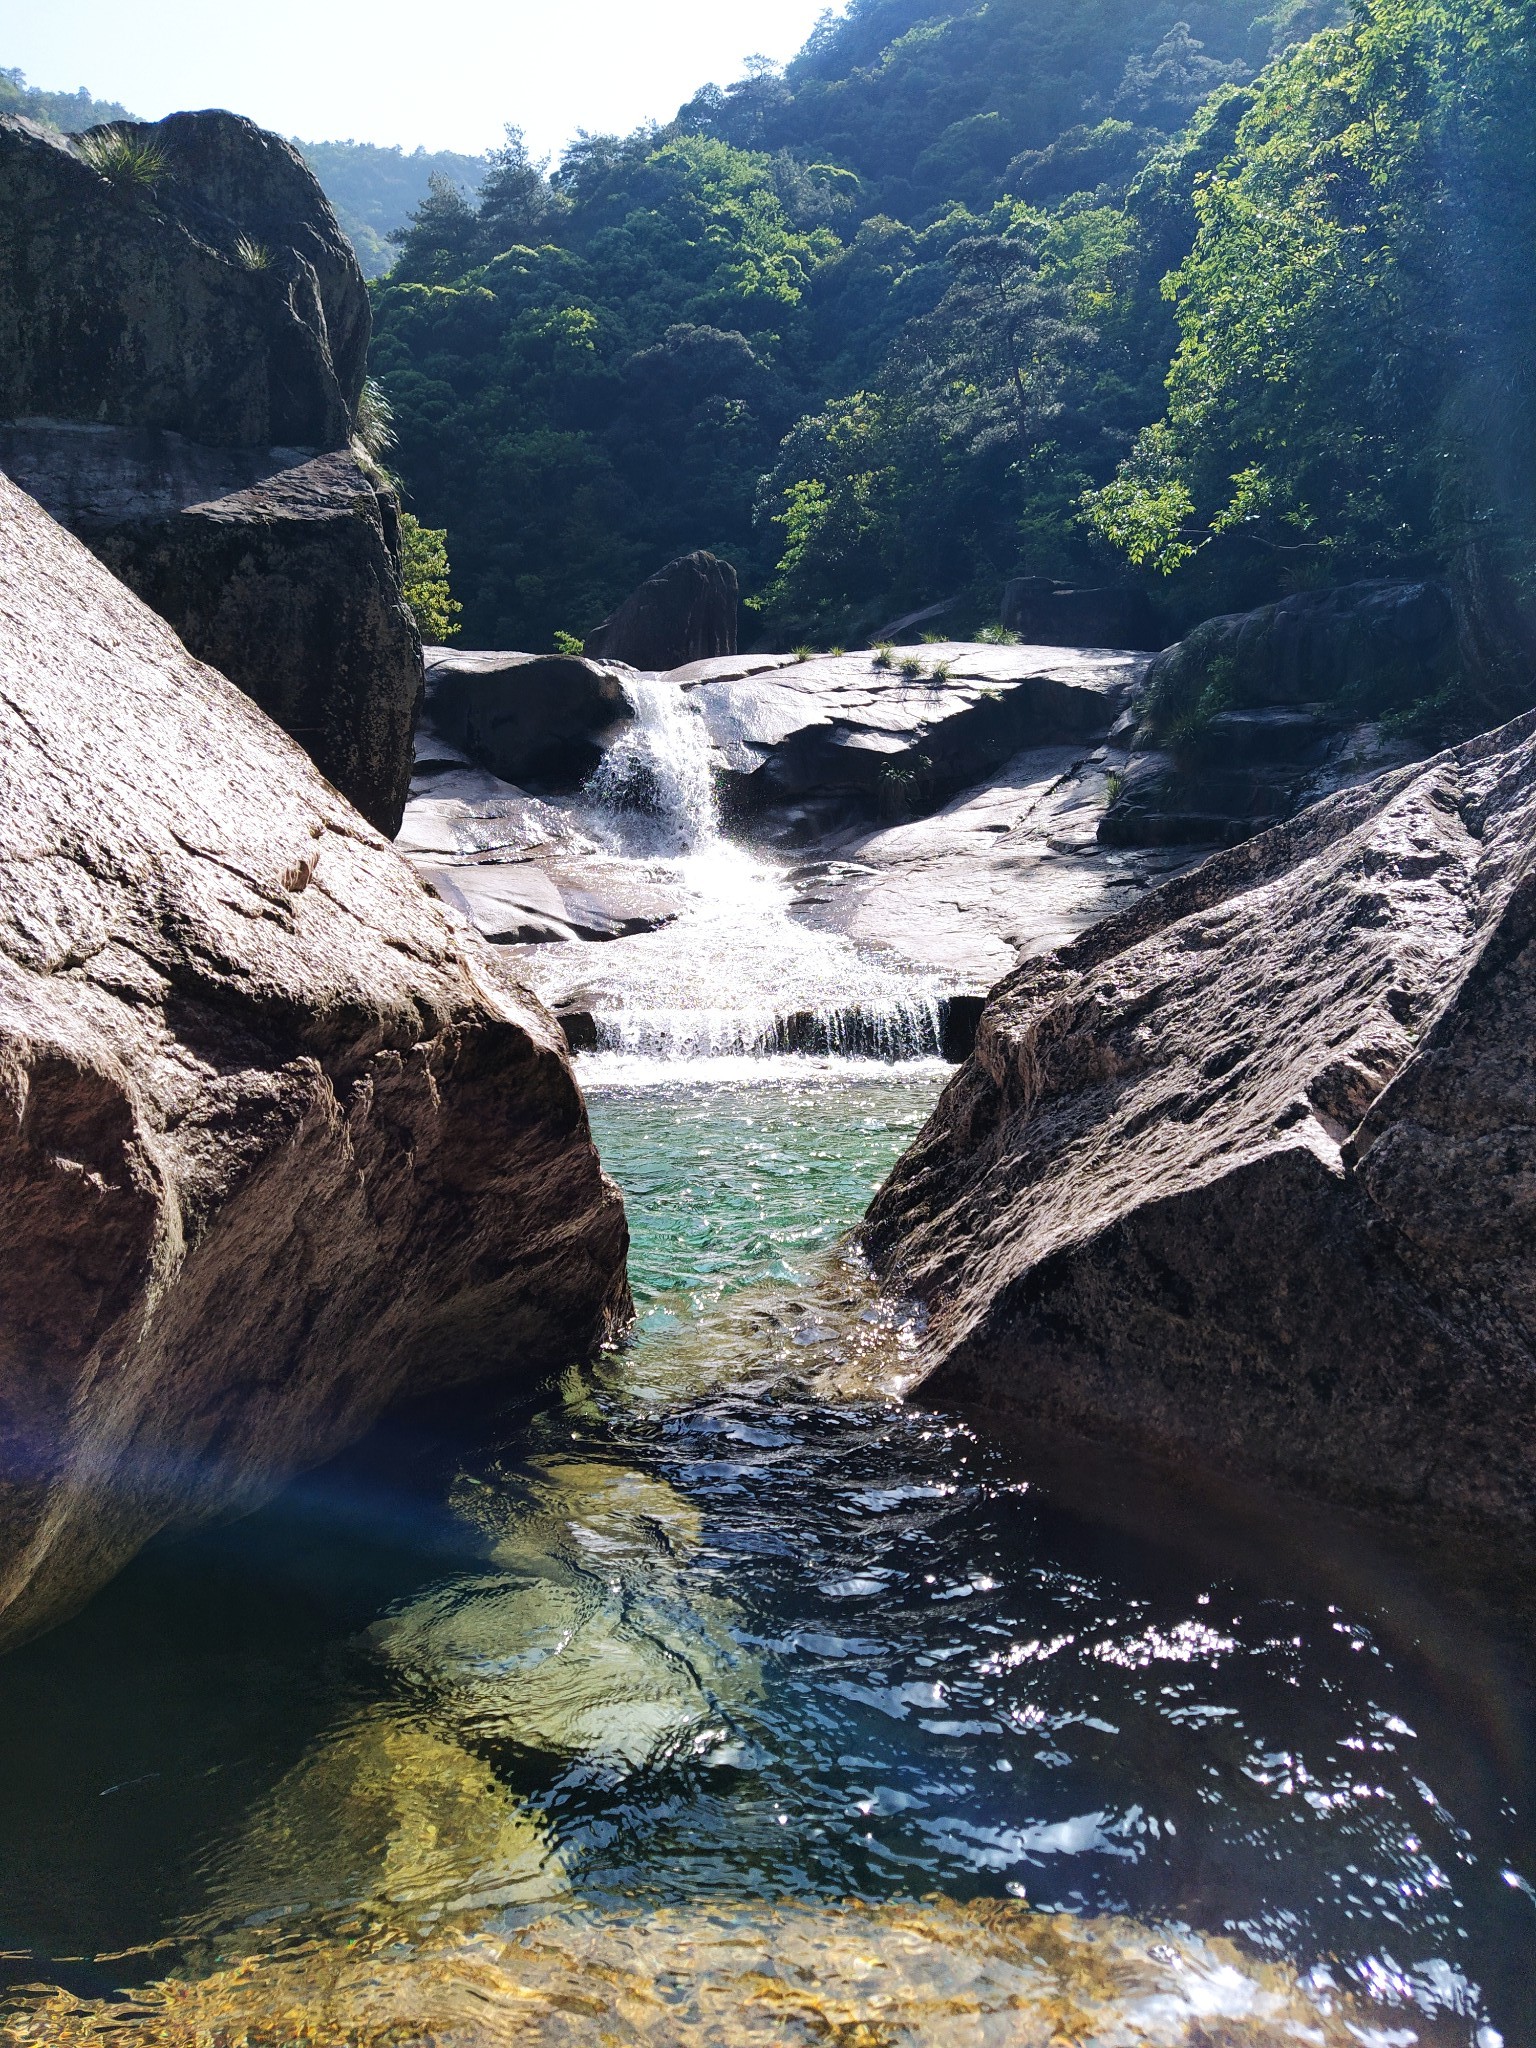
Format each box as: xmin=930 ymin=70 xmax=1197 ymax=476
xmin=533 ymin=676 xmax=949 ymax=1069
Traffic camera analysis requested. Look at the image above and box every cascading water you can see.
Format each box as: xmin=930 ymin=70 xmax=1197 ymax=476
xmin=583 ymin=675 xmax=719 ymax=855
xmin=562 ymin=677 xmax=949 ymax=1066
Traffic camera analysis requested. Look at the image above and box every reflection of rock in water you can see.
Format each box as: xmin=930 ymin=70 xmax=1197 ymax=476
xmin=197 ymin=1715 xmax=565 ymax=1926
xmin=7 ymin=1895 xmax=1446 ymax=2045
xmin=373 ymin=1458 xmax=759 ymax=1769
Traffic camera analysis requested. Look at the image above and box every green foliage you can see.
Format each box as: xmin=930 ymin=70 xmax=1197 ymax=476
xmin=234 ymin=234 xmax=272 ymax=272
xmin=353 ymin=378 xmax=396 ymax=461
xmin=294 ymin=139 xmax=488 ymax=278
xmin=1086 ymin=0 xmax=1536 ymax=701
xmin=75 ymin=126 xmax=168 ymax=190
xmin=399 ymin=513 xmax=462 ymax=642
xmin=552 ymin=629 xmax=585 ymax=654
xmin=0 ymin=66 xmax=133 ymax=132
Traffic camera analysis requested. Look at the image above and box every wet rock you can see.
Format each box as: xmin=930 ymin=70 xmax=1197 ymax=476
xmin=681 ymin=642 xmax=1148 ymax=824
xmin=426 ymin=648 xmax=636 ymax=792
xmin=0 ymin=110 xmax=366 ymax=449
xmin=0 ymin=474 xmax=630 ymax=1649
xmin=1 ymin=425 xmax=423 ymax=837
xmin=866 ymin=711 xmax=1536 ymax=1530
xmin=584 ymin=550 xmax=738 ymax=670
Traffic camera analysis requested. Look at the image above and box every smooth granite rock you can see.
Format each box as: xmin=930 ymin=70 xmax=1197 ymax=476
xmin=866 ymin=712 xmax=1536 ymax=1530
xmin=0 ymin=474 xmax=630 ymax=1649
xmin=584 ymin=551 xmax=738 ymax=671
xmin=0 ymin=110 xmax=366 ymax=449
xmin=678 ymin=643 xmax=1149 ymax=824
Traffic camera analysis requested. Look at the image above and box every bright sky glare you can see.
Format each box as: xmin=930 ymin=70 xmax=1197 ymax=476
xmin=4 ymin=0 xmax=836 ymax=160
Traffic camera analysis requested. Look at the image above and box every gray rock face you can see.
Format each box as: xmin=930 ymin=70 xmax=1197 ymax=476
xmin=1 ymin=424 xmax=423 ymax=836
xmin=426 ymin=649 xmax=637 ymax=792
xmin=584 ymin=551 xmax=738 ymax=671
xmin=865 ymin=712 xmax=1536 ymax=1530
xmin=0 ymin=110 xmax=366 ymax=449
xmin=679 ymin=643 xmax=1148 ymax=825
xmin=0 ymin=474 xmax=630 ymax=1649
xmin=0 ymin=113 xmax=422 ymax=834
xmin=1097 ymin=582 xmax=1460 ymax=848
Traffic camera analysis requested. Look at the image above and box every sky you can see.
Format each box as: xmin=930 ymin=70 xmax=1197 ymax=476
xmin=3 ymin=0 xmax=837 ymax=159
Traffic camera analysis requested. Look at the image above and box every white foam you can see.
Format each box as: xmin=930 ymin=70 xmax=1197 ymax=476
xmin=577 ymin=1051 xmax=955 ymax=1090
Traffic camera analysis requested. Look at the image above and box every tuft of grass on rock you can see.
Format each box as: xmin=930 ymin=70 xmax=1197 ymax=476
xmin=978 ymin=623 xmax=1020 ymax=645
xmin=898 ymin=654 xmax=925 ymax=681
xmin=234 ymin=233 xmax=272 ymax=271
xmin=76 ymin=127 xmax=168 ymax=190
xmin=352 ymin=378 xmax=396 ymax=462
xmin=871 ymin=643 xmax=894 ymax=669
xmin=791 ymin=645 xmax=815 ymax=662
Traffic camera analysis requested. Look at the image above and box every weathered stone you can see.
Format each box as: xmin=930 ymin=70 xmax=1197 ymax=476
xmin=0 ymin=424 xmax=423 ymax=836
xmin=680 ymin=643 xmax=1148 ymax=825
xmin=1000 ymin=576 xmax=1164 ymax=651
xmin=0 ymin=473 xmax=630 ymax=1649
xmin=1140 ymin=580 xmax=1458 ymax=732
xmin=0 ymin=110 xmax=367 ymax=449
xmin=426 ymin=649 xmax=636 ymax=792
xmin=865 ymin=712 xmax=1536 ymax=1531
xmin=787 ymin=744 xmax=1199 ymax=987
xmin=584 ymin=551 xmax=738 ymax=671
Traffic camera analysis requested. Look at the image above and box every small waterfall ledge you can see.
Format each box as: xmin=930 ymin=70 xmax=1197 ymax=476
xmin=411 ymin=673 xmax=976 ymax=1068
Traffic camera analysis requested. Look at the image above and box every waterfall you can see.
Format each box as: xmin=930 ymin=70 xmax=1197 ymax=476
xmin=584 ymin=677 xmax=717 ymax=852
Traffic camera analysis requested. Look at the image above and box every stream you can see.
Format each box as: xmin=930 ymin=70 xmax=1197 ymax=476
xmin=0 ymin=679 xmax=1532 ymax=2043
xmin=0 ymin=1056 xmax=1530 ymax=2042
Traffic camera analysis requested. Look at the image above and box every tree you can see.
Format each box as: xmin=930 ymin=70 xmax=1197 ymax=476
xmin=399 ymin=514 xmax=462 ymax=642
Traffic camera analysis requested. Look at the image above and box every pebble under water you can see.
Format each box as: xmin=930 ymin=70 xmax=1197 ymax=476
xmin=0 ymin=1060 xmax=1532 ymax=2044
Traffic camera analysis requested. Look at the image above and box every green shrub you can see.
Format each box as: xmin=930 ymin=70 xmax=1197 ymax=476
xmin=399 ymin=512 xmax=462 ymax=642
xmin=76 ymin=127 xmax=167 ymax=189
xmin=977 ymin=623 xmax=1020 ymax=645
xmin=353 ymin=378 xmax=396 ymax=462
xmin=552 ymin=629 xmax=584 ymax=654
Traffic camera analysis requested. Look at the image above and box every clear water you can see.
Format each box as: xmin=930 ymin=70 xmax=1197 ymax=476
xmin=0 ymin=1065 xmax=1532 ymax=2044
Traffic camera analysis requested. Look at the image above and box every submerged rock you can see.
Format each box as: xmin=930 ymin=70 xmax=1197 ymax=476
xmin=0 ymin=473 xmax=630 ymax=1649
xmin=866 ymin=711 xmax=1536 ymax=1530
xmin=584 ymin=549 xmax=739 ymax=671
xmin=3 ymin=1895 xmax=1442 ymax=2044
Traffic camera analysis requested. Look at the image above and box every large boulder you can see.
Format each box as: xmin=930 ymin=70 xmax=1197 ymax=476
xmin=584 ymin=551 xmax=738 ymax=671
xmin=0 ymin=472 xmax=630 ymax=1649
xmin=0 ymin=111 xmax=422 ymax=834
xmin=865 ymin=712 xmax=1536 ymax=1530
xmin=0 ymin=110 xmax=366 ymax=448
xmin=426 ymin=648 xmax=635 ymax=792
xmin=0 ymin=424 xmax=422 ymax=836
xmin=678 ymin=643 xmax=1147 ymax=827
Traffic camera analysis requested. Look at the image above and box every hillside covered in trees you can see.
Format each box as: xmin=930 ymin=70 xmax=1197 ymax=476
xmin=371 ymin=0 xmax=1535 ymax=740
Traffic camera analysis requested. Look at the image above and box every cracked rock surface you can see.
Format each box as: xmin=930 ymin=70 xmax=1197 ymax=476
xmin=865 ymin=711 xmax=1536 ymax=1529
xmin=0 ymin=475 xmax=630 ymax=1648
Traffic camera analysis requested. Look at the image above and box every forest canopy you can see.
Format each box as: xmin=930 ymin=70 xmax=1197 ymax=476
xmin=368 ymin=0 xmax=1535 ymax=716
